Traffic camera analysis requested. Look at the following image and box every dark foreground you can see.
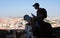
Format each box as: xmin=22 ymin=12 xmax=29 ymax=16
xmin=0 ymin=27 xmax=60 ymax=38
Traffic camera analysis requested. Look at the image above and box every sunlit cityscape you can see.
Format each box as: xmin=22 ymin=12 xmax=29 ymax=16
xmin=0 ymin=16 xmax=60 ymax=30
xmin=0 ymin=17 xmax=26 ymax=30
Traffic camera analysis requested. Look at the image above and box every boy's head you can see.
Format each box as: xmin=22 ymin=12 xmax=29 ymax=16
xmin=24 ymin=15 xmax=31 ymax=22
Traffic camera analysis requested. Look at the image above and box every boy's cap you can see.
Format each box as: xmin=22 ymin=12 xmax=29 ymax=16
xmin=33 ymin=3 xmax=39 ymax=6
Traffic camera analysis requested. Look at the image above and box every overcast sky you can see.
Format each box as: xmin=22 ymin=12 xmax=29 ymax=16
xmin=0 ymin=0 xmax=60 ymax=17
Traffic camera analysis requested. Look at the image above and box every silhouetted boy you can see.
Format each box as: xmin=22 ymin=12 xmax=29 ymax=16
xmin=31 ymin=3 xmax=53 ymax=38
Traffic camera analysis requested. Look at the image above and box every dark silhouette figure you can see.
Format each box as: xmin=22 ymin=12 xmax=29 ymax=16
xmin=32 ymin=3 xmax=47 ymax=22
xmin=30 ymin=3 xmax=53 ymax=38
xmin=24 ymin=15 xmax=33 ymax=38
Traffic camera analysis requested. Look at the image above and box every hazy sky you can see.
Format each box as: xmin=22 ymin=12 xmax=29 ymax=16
xmin=0 ymin=0 xmax=60 ymax=17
